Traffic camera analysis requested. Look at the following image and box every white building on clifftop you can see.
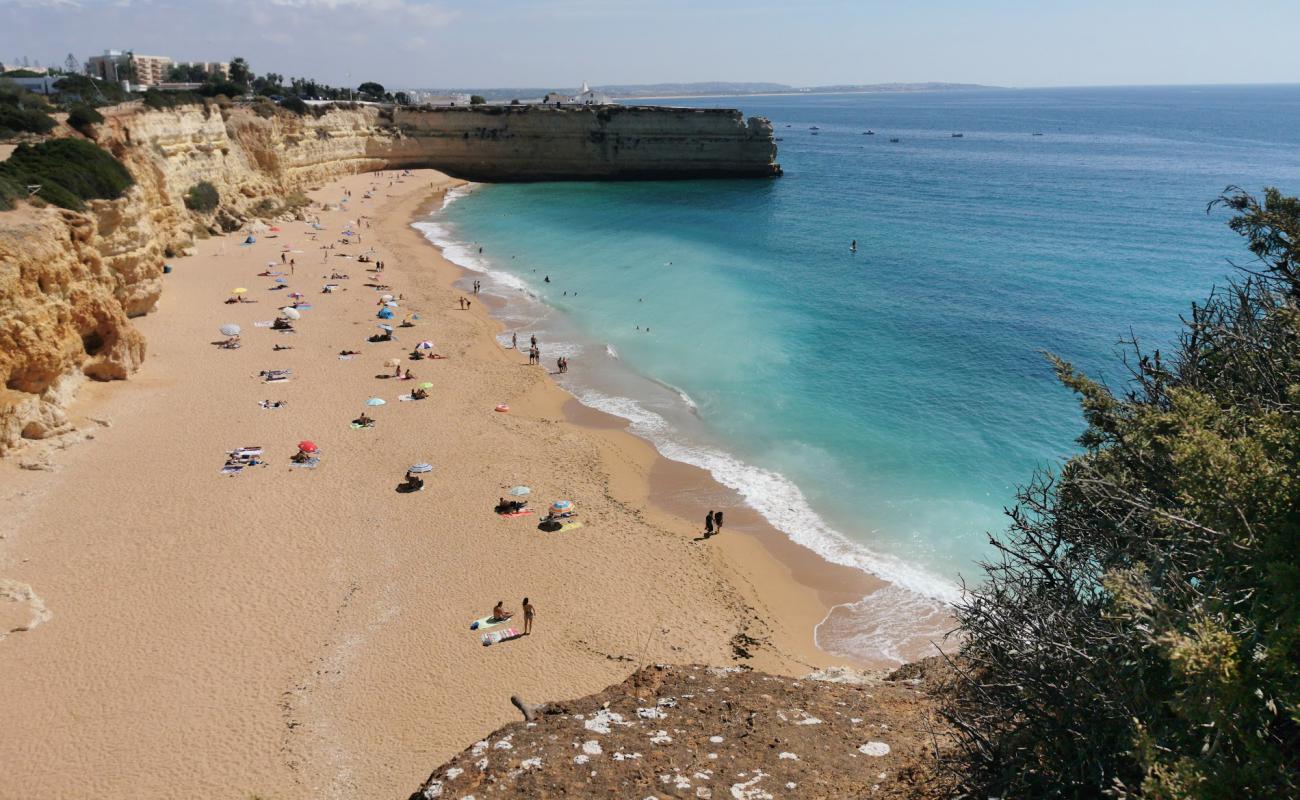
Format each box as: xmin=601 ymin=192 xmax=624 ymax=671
xmin=541 ymin=82 xmax=612 ymax=106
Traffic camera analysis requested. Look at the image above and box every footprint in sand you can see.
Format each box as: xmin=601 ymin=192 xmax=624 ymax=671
xmin=0 ymin=580 xmax=52 ymax=640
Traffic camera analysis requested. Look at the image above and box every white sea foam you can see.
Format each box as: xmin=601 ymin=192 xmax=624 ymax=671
xmin=573 ymin=387 xmax=961 ymax=606
xmin=413 ymin=202 xmax=959 ymax=664
xmin=440 ymin=183 xmax=477 ymax=210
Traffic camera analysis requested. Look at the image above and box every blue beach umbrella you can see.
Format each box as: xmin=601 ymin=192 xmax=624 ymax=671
xmin=550 ymin=499 xmax=573 ymax=511
xmin=274 ymin=277 xmax=287 ymax=284
xmin=366 ymin=397 xmax=386 ymax=406
xmin=508 ymin=486 xmax=531 ymax=497
xmin=377 ymin=308 xmax=395 ymax=319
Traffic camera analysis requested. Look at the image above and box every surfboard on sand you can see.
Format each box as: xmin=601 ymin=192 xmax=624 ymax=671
xmin=470 ymin=615 xmax=511 ymax=631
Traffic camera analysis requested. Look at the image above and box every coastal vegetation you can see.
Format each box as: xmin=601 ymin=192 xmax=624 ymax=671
xmin=946 ymin=189 xmax=1300 ymax=798
xmin=183 ymin=181 xmax=219 ymax=213
xmin=0 ymin=138 xmax=133 ymax=211
xmin=0 ymin=84 xmax=57 ymax=136
xmin=66 ymin=104 xmax=103 ymax=135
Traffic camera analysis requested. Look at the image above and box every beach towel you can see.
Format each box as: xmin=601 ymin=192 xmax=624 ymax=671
xmin=227 ymin=447 xmax=264 ymax=458
xmin=560 ymin=521 xmax=585 ymax=532
xmin=397 ymin=394 xmax=415 ymax=402
xmin=499 ymin=509 xmax=534 ymax=518
xmin=264 ymin=376 xmax=290 ymax=383
xmin=481 ymin=628 xmax=521 ymax=646
xmin=253 ymin=321 xmax=275 ymax=328
xmin=349 ymin=423 xmax=374 ymax=430
xmin=294 ymin=304 xmax=313 ymax=311
xmin=288 ymin=457 xmax=320 ymax=470
xmin=337 ymin=355 xmax=354 ymax=361
xmin=220 ymin=465 xmax=243 ymax=475
xmin=469 ymin=615 xmax=511 ymax=631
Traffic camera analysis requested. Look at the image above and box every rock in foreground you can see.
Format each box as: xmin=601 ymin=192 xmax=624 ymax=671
xmin=410 ymin=664 xmax=948 ymax=799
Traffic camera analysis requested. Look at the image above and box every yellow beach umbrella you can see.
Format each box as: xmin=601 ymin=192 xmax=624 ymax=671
xmin=232 ymin=287 xmax=248 ymax=294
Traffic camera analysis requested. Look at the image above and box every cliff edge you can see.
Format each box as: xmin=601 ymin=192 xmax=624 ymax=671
xmin=409 ymin=663 xmax=951 ymax=800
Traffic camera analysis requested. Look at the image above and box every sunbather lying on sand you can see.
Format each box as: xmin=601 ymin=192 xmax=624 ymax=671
xmin=339 ymin=350 xmax=360 ymax=356
xmin=353 ymin=413 xmax=375 ymax=427
xmin=259 ymin=400 xmax=287 ymax=409
xmin=496 ymin=498 xmax=526 ymax=514
xmin=273 ymin=344 xmax=293 ymax=351
xmin=401 ymin=472 xmax=424 ymax=492
xmin=411 ymin=387 xmax=429 ymax=400
xmin=290 ymin=450 xmax=312 ymax=464
xmin=492 ymin=601 xmax=513 ymax=621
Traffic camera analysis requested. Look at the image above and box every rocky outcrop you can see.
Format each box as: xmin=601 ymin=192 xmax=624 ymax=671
xmin=0 ymin=101 xmax=779 ymax=453
xmin=409 ymin=664 xmax=951 ymax=799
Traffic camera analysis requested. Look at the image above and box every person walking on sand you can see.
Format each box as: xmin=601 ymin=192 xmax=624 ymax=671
xmin=704 ymin=510 xmax=715 ymax=538
xmin=523 ymin=597 xmax=535 ymax=635
xmin=713 ymin=510 xmax=724 ymax=534
xmin=511 ymin=332 xmax=518 ymax=350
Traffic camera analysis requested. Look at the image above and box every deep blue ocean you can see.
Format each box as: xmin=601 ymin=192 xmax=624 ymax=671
xmin=417 ymin=85 xmax=1300 ymax=662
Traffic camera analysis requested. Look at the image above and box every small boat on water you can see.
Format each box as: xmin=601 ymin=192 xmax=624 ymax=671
xmin=810 ymin=131 xmax=819 ymax=135
xmin=1032 ymin=132 xmax=1044 ymax=136
xmin=889 ymin=137 xmax=900 ymax=143
xmin=951 ymin=133 xmax=964 ymax=138
xmin=863 ymin=130 xmax=875 ymax=135
xmin=809 ymin=125 xmax=820 ymax=130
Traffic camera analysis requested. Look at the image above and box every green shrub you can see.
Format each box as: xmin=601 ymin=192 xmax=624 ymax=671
xmin=183 ymin=181 xmax=219 ymax=213
xmin=0 ymin=138 xmax=133 ymax=211
xmin=142 ymin=89 xmax=204 ymax=110
xmin=279 ymin=96 xmax=308 ymax=115
xmin=67 ymin=104 xmax=104 ymax=135
xmin=945 ymin=187 xmax=1300 ymax=799
xmin=53 ymin=74 xmax=126 ymax=106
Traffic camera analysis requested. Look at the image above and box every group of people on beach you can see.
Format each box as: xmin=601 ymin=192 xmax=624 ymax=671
xmin=490 ymin=598 xmax=536 ymax=635
xmin=703 ymin=509 xmax=725 ymax=538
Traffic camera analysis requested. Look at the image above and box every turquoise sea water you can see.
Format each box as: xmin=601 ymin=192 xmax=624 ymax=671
xmin=417 ymin=85 xmax=1300 ymax=662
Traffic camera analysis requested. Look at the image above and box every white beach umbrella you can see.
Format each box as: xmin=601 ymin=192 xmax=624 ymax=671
xmin=280 ymin=307 xmax=301 ymax=320
xmin=219 ymin=323 xmax=241 ymax=337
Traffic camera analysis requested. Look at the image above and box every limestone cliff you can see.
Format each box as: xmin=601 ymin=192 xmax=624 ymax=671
xmin=0 ymin=100 xmax=780 ymax=453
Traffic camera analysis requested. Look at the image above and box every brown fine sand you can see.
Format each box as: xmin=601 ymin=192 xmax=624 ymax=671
xmin=0 ymin=169 xmax=916 ymax=799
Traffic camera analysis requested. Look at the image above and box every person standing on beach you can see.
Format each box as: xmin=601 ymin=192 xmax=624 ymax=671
xmin=704 ymin=510 xmax=714 ymax=538
xmin=713 ymin=510 xmax=724 ymax=534
xmin=523 ymin=598 xmax=535 ymax=635
xmin=511 ymin=332 xmax=518 ymax=349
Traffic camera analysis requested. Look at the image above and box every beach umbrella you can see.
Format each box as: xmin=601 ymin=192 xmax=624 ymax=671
xmin=408 ymin=463 xmax=433 ymax=474
xmin=270 ymin=226 xmax=281 ymax=232
xmin=509 ymin=486 xmax=531 ymax=497
xmin=288 ymin=292 xmax=304 ymax=299
xmin=219 ymin=323 xmax=241 ymax=337
xmin=232 ymin=287 xmax=247 ymax=294
xmin=244 ymin=235 xmax=256 ymax=244
xmin=274 ymin=278 xmax=287 ymax=284
xmin=380 ymin=295 xmax=394 ymax=303
xmin=418 ymin=381 xmax=433 ymax=389
xmin=267 ymin=261 xmax=277 ymax=267
xmin=384 ymin=358 xmax=401 ymax=367
xmin=366 ymin=397 xmax=386 ymax=406
xmin=377 ymin=323 xmax=393 ymax=332
xmin=416 ymin=341 xmax=433 ymax=350
xmin=280 ymin=307 xmax=301 ymax=320
xmin=298 ymin=440 xmax=318 ymax=453
xmin=550 ymin=500 xmax=573 ymax=512
xmin=377 ymin=308 xmax=394 ymax=319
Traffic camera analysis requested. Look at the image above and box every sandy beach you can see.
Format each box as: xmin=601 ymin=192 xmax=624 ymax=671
xmin=0 ymin=168 xmax=911 ymax=799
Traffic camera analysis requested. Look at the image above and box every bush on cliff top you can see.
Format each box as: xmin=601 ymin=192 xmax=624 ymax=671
xmin=184 ymin=181 xmax=220 ymax=213
xmin=0 ymin=84 xmax=57 ymax=136
xmin=946 ymin=188 xmax=1300 ymax=798
xmin=0 ymin=138 xmax=133 ymax=211
xmin=67 ymin=104 xmax=104 ymax=136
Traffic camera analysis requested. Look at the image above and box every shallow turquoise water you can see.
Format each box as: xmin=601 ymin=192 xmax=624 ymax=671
xmin=418 ymin=85 xmax=1300 ymax=661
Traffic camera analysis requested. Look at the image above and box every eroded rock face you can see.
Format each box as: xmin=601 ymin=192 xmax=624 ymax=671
xmin=409 ymin=664 xmax=950 ymax=800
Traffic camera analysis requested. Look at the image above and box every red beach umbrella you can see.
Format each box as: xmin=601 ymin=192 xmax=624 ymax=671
xmin=297 ymin=440 xmax=318 ymax=453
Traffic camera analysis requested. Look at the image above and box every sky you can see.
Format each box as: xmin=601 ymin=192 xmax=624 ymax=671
xmin=3 ymin=0 xmax=1299 ymax=91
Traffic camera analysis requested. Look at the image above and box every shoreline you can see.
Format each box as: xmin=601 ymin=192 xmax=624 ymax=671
xmin=412 ymin=187 xmax=954 ymax=667
xmin=0 ymin=168 xmax=895 ymax=798
xmin=403 ymin=188 xmax=892 ymax=672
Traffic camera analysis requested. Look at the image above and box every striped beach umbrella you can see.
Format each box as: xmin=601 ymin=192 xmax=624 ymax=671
xmin=509 ymin=486 xmax=531 ymax=497
xmin=219 ymin=324 xmax=241 ymax=337
xmin=408 ymin=463 xmax=433 ymax=474
xmin=550 ymin=500 xmax=573 ymax=511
